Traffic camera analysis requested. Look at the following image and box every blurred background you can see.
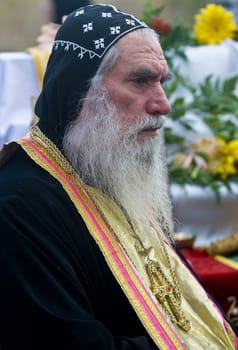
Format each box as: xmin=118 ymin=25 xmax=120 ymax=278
xmin=0 ymin=0 xmax=209 ymax=51
xmin=1 ymin=0 xmax=238 ymax=321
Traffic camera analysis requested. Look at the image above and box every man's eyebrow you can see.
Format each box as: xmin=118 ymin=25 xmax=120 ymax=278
xmin=128 ymin=68 xmax=160 ymax=80
xmin=128 ymin=68 xmax=173 ymax=82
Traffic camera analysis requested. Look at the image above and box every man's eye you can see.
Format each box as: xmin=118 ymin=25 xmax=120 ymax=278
xmin=132 ymin=78 xmax=148 ymax=86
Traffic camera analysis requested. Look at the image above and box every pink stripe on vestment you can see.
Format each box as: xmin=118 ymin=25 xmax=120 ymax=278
xmin=24 ymin=139 xmax=186 ymax=349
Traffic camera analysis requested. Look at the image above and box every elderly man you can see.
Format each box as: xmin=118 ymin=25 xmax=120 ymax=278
xmin=0 ymin=4 xmax=237 ymax=349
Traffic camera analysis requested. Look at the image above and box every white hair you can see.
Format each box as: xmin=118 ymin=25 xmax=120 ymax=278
xmin=63 ymin=28 xmax=174 ymax=237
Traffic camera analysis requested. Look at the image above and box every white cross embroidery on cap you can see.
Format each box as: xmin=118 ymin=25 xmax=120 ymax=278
xmin=102 ymin=12 xmax=112 ymax=18
xmin=75 ymin=9 xmax=85 ymax=16
xmin=83 ymin=22 xmax=93 ymax=33
xmin=110 ymin=26 xmax=121 ymax=35
xmin=125 ymin=19 xmax=135 ymax=26
xmin=94 ymin=38 xmax=105 ymax=50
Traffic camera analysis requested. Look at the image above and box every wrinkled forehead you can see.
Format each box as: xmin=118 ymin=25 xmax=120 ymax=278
xmin=115 ymin=30 xmax=167 ymax=72
xmin=52 ymin=4 xmax=148 ymax=61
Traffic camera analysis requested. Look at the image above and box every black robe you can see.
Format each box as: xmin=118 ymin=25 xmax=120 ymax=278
xmin=0 ymin=147 xmax=158 ymax=349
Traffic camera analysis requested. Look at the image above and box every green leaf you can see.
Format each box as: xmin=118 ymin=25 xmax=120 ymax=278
xmin=223 ymin=76 xmax=238 ymax=92
xmin=142 ymin=0 xmax=166 ymax=25
xmin=164 ymin=127 xmax=186 ymax=145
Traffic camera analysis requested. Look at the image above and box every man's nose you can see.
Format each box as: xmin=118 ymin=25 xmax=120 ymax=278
xmin=145 ymin=85 xmax=171 ymax=116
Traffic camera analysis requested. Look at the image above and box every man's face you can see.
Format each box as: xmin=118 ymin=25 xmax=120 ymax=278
xmin=104 ymin=31 xmax=171 ymax=142
xmin=63 ymin=32 xmax=174 ymax=234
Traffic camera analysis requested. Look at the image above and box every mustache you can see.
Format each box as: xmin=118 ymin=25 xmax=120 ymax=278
xmin=126 ymin=115 xmax=165 ymax=135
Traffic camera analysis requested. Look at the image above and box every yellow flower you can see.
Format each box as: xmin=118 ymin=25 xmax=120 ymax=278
xmin=214 ymin=139 xmax=238 ymax=179
xmin=224 ymin=140 xmax=238 ymax=158
xmin=194 ymin=4 xmax=237 ymax=45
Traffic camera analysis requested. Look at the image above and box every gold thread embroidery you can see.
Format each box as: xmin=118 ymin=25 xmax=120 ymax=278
xmin=16 ymin=126 xmax=237 ymax=348
xmin=17 ymin=129 xmax=183 ymax=349
xmin=28 ymin=125 xmax=191 ymax=332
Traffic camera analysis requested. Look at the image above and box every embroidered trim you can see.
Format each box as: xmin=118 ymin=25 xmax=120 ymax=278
xmin=53 ymin=24 xmax=146 ymax=59
xmin=16 ymin=126 xmax=238 ymax=349
xmin=17 ymin=135 xmax=186 ymax=350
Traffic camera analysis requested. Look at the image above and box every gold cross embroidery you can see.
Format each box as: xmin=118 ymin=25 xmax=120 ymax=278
xmin=146 ymin=258 xmax=191 ymax=332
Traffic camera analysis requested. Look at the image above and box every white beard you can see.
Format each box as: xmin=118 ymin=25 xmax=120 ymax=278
xmin=63 ymin=87 xmax=174 ymax=238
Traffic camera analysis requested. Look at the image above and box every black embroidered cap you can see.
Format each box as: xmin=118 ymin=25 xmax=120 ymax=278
xmin=35 ymin=4 xmax=147 ymax=149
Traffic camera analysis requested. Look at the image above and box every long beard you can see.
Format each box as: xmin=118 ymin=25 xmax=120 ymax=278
xmin=63 ymin=88 xmax=174 ymax=237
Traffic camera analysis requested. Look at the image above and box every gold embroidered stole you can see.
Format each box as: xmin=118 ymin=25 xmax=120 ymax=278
xmin=16 ymin=131 xmax=238 ymax=350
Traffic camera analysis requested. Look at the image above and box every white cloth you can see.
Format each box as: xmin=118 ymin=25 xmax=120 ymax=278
xmin=171 ymin=183 xmax=238 ymax=247
xmin=0 ymin=52 xmax=40 ymax=149
xmin=175 ymin=39 xmax=238 ymax=84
